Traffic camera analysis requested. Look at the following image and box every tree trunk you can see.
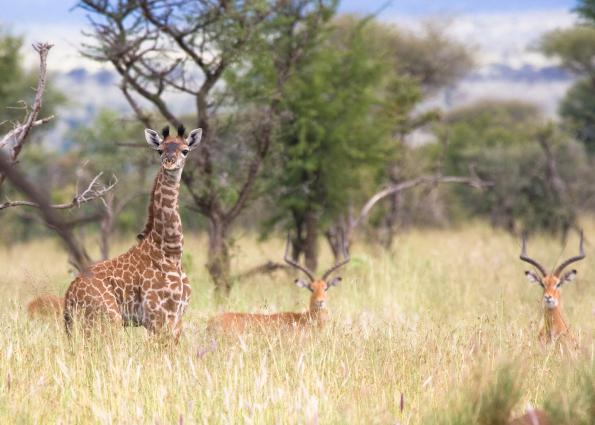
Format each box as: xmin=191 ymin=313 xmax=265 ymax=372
xmin=206 ymin=215 xmax=231 ymax=301
xmin=380 ymin=166 xmax=402 ymax=249
xmin=99 ymin=192 xmax=114 ymax=260
xmin=290 ymin=210 xmax=305 ymax=262
xmin=303 ymin=208 xmax=319 ymax=272
xmin=325 ymin=212 xmax=353 ymax=262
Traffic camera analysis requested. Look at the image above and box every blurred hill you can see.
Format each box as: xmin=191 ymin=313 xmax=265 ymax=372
xmin=43 ymin=60 xmax=575 ymax=150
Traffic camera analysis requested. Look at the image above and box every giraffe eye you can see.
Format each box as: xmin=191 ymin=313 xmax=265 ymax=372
xmin=182 ymin=149 xmax=189 ymax=156
xmin=157 ymin=150 xmax=163 ymax=155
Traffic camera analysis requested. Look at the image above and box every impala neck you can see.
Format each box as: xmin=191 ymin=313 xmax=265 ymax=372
xmin=543 ymin=303 xmax=569 ymax=337
xmin=307 ymin=307 xmax=329 ymax=324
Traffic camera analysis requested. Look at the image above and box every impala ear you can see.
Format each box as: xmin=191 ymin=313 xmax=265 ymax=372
xmin=558 ymin=269 xmax=577 ymax=286
xmin=294 ymin=278 xmax=312 ymax=291
xmin=525 ymin=271 xmax=542 ymax=286
xmin=186 ymin=128 xmax=203 ymax=150
xmin=327 ymin=276 xmax=342 ymax=289
xmin=144 ymin=129 xmax=162 ymax=150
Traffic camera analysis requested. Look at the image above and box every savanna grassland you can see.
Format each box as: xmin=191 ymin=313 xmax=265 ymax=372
xmin=0 ymin=223 xmax=594 ymax=424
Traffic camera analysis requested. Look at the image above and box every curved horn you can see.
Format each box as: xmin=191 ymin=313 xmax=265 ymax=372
xmin=322 ymin=228 xmax=350 ymax=280
xmin=554 ymin=230 xmax=585 ymax=277
xmin=520 ymin=233 xmax=547 ymax=277
xmin=283 ymin=233 xmax=315 ymax=282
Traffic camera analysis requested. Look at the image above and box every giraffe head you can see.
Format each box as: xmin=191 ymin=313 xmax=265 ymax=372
xmin=144 ymin=125 xmax=202 ymax=173
xmin=520 ymin=230 xmax=585 ymax=310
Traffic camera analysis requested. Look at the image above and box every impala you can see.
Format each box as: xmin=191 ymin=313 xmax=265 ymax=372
xmin=27 ymin=295 xmax=64 ymax=318
xmin=520 ymin=230 xmax=585 ymax=345
xmin=207 ymin=236 xmax=350 ymax=333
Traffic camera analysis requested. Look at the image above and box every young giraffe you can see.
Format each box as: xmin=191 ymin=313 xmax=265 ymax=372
xmin=519 ymin=231 xmax=585 ymax=346
xmin=63 ymin=125 xmax=202 ymax=340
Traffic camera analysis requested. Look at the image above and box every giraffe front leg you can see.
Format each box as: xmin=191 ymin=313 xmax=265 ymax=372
xmin=142 ymin=276 xmax=187 ymax=342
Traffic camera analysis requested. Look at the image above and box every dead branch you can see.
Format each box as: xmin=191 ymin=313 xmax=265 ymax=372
xmin=233 ymin=261 xmax=291 ymax=280
xmin=0 ymin=43 xmax=54 ymax=188
xmin=0 ymin=172 xmax=118 ymax=210
xmin=354 ymin=173 xmax=492 ymax=229
xmin=0 ymin=151 xmax=93 ymax=271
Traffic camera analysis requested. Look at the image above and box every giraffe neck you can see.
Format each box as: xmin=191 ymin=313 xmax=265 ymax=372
xmin=543 ymin=304 xmax=568 ymax=337
xmin=137 ymin=172 xmax=160 ymax=241
xmin=148 ymin=168 xmax=184 ymax=259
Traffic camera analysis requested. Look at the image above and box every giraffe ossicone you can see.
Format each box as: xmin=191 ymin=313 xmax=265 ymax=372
xmin=64 ymin=124 xmax=202 ymax=340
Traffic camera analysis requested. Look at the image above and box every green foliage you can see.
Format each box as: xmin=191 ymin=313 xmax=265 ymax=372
xmin=539 ymin=26 xmax=595 ymax=76
xmin=429 ymin=363 xmax=523 ymax=425
xmin=71 ymin=110 xmax=146 ymax=174
xmin=575 ymin=0 xmax=595 ymax=24
xmin=559 ymin=79 xmax=595 ymax=153
xmin=259 ymin=17 xmax=421 ymax=234
xmin=434 ymin=100 xmax=584 ymax=234
xmin=389 ymin=22 xmax=474 ymax=94
xmin=544 ymin=362 xmax=595 ymax=425
xmin=540 ymin=22 xmax=595 ymax=156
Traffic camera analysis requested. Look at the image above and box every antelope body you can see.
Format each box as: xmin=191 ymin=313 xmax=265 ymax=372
xmin=207 ymin=236 xmax=349 ymax=333
xmin=519 ymin=231 xmax=585 ymax=345
xmin=27 ymin=295 xmax=64 ymax=318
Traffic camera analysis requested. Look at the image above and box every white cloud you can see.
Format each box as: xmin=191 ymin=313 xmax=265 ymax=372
xmin=14 ymin=8 xmax=577 ymax=74
xmin=384 ymin=9 xmax=576 ymax=69
xmin=13 ymin=22 xmax=107 ymax=72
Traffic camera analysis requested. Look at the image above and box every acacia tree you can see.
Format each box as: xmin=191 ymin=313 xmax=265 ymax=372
xmin=79 ymin=0 xmax=334 ymax=296
xmin=252 ymin=16 xmax=476 ymax=268
xmin=432 ymin=100 xmax=583 ymax=236
xmin=256 ymin=18 xmax=401 ymax=271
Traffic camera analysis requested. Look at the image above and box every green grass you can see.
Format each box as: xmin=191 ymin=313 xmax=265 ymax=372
xmin=0 ymin=223 xmax=593 ymax=424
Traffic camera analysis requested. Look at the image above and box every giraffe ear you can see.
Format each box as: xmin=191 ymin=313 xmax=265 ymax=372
xmin=144 ymin=129 xmax=162 ymax=150
xmin=186 ymin=128 xmax=202 ymax=150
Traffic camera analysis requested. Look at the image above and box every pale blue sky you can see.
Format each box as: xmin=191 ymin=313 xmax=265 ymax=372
xmin=0 ymin=0 xmax=579 ymax=24
xmin=0 ymin=0 xmax=578 ymax=80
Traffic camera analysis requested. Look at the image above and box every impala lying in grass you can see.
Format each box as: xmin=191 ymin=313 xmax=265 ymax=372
xmin=207 ymin=236 xmax=350 ymax=333
xmin=520 ymin=230 xmax=585 ymax=345
xmin=27 ymin=295 xmax=64 ymax=318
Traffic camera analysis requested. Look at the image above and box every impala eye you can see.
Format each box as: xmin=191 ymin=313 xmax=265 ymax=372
xmin=182 ymin=149 xmax=189 ymax=156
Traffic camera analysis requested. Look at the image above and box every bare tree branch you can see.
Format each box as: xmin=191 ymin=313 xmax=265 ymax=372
xmin=355 ymin=173 xmax=492 ymax=229
xmin=0 ymin=172 xmax=118 ymax=210
xmin=0 ymin=151 xmax=93 ymax=271
xmin=233 ymin=261 xmax=290 ymax=280
xmin=0 ymin=43 xmax=54 ymax=188
xmin=0 ymin=116 xmax=54 ymax=149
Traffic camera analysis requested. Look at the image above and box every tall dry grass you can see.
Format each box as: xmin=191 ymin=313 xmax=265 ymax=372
xmin=0 ymin=223 xmax=593 ymax=424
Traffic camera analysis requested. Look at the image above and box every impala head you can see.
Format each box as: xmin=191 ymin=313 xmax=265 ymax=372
xmin=520 ymin=230 xmax=585 ymax=310
xmin=144 ymin=125 xmax=202 ymax=173
xmin=284 ymin=233 xmax=350 ymax=312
